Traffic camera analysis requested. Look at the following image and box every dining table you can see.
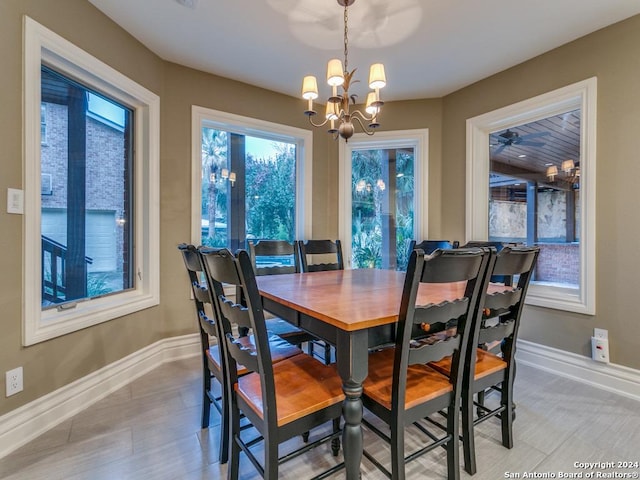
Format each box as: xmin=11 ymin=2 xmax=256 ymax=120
xmin=256 ymin=267 xmax=491 ymax=479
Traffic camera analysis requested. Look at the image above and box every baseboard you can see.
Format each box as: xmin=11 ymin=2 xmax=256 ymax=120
xmin=517 ymin=339 xmax=640 ymax=401
xmin=0 ymin=333 xmax=200 ymax=459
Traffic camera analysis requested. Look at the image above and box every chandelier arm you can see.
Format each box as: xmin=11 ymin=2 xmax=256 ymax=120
xmin=307 ymin=115 xmax=330 ymax=128
xmin=350 ymin=109 xmax=376 ymax=122
xmin=351 ymin=114 xmax=375 ymax=136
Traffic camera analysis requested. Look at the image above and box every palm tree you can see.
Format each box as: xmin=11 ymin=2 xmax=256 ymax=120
xmin=201 ymin=128 xmax=228 ymax=242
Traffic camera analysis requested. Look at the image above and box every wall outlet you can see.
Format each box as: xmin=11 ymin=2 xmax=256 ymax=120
xmin=6 ymin=367 xmax=24 ymax=396
xmin=591 ymin=336 xmax=610 ymax=363
xmin=594 ymin=328 xmax=608 ymax=340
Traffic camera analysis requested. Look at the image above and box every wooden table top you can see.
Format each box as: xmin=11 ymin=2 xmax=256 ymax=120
xmin=257 ymin=268 xmax=473 ymax=332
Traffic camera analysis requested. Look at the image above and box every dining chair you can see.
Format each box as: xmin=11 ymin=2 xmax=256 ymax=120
xmin=430 ymin=245 xmax=539 ymax=475
xmin=201 ymin=248 xmax=345 ymax=480
xmin=298 ymin=239 xmax=344 ymax=272
xmin=407 ymin=239 xmax=460 ymax=256
xmin=178 ymin=243 xmax=228 ymax=461
xmin=297 ymin=239 xmax=344 ymax=364
xmin=460 ymin=241 xmax=522 ymax=285
xmin=246 ymin=240 xmax=315 ymax=347
xmin=178 ymin=244 xmax=302 ymax=464
xmin=361 ymin=247 xmax=491 ymax=480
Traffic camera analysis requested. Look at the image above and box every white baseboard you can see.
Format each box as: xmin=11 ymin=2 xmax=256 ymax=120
xmin=2 ymin=336 xmax=637 ymax=460
xmin=0 ymin=334 xmax=200 ymax=459
xmin=517 ymin=339 xmax=640 ymax=401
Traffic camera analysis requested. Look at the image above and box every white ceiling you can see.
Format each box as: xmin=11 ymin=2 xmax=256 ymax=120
xmin=89 ymin=0 xmax=640 ymax=102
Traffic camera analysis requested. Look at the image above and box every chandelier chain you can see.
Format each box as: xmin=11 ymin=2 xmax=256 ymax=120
xmin=343 ymin=3 xmax=349 ymax=74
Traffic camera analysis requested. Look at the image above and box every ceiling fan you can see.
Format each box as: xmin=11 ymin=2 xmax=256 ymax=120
xmin=491 ymin=128 xmax=550 ymax=155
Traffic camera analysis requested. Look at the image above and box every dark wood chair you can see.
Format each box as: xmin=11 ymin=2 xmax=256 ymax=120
xmin=178 ymin=244 xmax=301 ymax=464
xmin=460 ymin=241 xmax=522 ymax=285
xmin=178 ymin=244 xmax=228 ymax=461
xmin=201 ymin=248 xmax=345 ymax=480
xmin=297 ymin=239 xmax=344 ymax=364
xmin=361 ymin=247 xmax=491 ymax=480
xmin=247 ymin=240 xmax=315 ymax=347
xmin=407 ymin=239 xmax=460 ymax=255
xmin=430 ymin=246 xmax=539 ymax=475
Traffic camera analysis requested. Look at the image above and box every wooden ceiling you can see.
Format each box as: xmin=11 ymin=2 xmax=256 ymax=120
xmin=490 ymin=109 xmax=581 ymax=192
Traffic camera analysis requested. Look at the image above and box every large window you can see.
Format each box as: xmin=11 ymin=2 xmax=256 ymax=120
xmin=192 ymin=107 xmax=312 ymax=249
xmin=24 ymin=17 xmax=160 ymax=345
xmin=40 ymin=66 xmax=134 ymax=306
xmin=467 ymin=78 xmax=596 ymax=314
xmin=339 ymin=130 xmax=429 ymax=269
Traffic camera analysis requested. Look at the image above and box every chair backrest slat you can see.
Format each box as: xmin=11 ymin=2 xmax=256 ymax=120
xmin=225 ymin=333 xmax=260 ymax=372
xmin=408 ymin=334 xmax=461 ymax=365
xmin=484 ymin=289 xmax=522 ymax=314
xmin=477 ymin=321 xmax=515 ymax=346
xmin=407 ymin=239 xmax=459 ymax=258
xmin=218 ymin=296 xmax=253 ymax=331
xmin=412 ymin=298 xmax=470 ymax=328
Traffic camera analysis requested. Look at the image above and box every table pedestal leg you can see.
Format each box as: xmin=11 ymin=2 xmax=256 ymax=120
xmin=342 ymin=381 xmax=363 ymax=479
xmin=336 ymin=330 xmax=368 ymax=480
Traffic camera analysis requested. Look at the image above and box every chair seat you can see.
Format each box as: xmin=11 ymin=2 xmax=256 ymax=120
xmin=363 ymin=347 xmax=453 ymax=410
xmin=429 ymin=348 xmax=507 ymax=380
xmin=236 ymin=353 xmax=345 ymax=426
xmin=207 ymin=334 xmax=301 ymax=377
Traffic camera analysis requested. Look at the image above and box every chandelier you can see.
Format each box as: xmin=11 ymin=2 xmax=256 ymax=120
xmin=300 ymin=0 xmax=387 ymax=141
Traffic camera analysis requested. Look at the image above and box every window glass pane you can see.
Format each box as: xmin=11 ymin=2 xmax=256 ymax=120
xmin=40 ymin=66 xmax=133 ymax=308
xmin=351 ymin=148 xmax=415 ymax=270
xmin=200 ymin=128 xmax=297 ymax=252
xmin=489 ymin=109 xmax=580 ymax=288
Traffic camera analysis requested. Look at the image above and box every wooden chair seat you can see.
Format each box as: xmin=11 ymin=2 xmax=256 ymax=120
xmin=429 ymin=348 xmax=507 ymax=380
xmin=236 ymin=353 xmax=345 ymax=427
xmin=364 ymin=347 xmax=453 ymax=411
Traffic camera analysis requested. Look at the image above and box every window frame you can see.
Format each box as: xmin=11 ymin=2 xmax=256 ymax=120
xmin=23 ymin=16 xmax=160 ymax=346
xmin=338 ymin=129 xmax=430 ymax=268
xmin=191 ymin=105 xmax=313 ymax=247
xmin=466 ymin=78 xmax=596 ymax=314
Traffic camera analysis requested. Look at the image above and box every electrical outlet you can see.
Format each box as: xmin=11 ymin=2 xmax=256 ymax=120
xmin=594 ymin=328 xmax=608 ymax=340
xmin=6 ymin=367 xmax=24 ymax=396
xmin=591 ymin=336 xmax=610 ymax=363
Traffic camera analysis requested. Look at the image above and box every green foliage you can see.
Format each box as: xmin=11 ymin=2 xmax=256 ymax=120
xmin=350 ymin=148 xmax=415 ymax=270
xmin=245 ymin=144 xmax=296 ymax=241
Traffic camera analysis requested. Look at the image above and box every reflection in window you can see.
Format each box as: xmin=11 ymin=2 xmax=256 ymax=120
xmin=489 ymin=109 xmax=580 ymax=288
xmin=40 ymin=66 xmax=133 ymax=308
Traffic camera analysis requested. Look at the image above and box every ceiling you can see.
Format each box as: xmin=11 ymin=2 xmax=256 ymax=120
xmin=88 ymin=0 xmax=640 ymax=102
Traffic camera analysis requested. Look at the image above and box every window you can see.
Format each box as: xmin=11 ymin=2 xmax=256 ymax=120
xmin=192 ymin=106 xmax=312 ymax=250
xmin=23 ymin=17 xmax=160 ymax=345
xmin=467 ymin=78 xmax=596 ymax=314
xmin=339 ymin=130 xmax=429 ymax=269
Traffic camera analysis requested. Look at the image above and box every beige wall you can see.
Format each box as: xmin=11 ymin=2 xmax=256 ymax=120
xmin=441 ymin=15 xmax=640 ymax=368
xmin=0 ymin=0 xmax=332 ymax=416
xmin=1 ymin=0 xmax=639 ymax=420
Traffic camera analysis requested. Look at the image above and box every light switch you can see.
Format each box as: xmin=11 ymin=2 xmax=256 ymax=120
xmin=7 ymin=188 xmax=24 ymax=214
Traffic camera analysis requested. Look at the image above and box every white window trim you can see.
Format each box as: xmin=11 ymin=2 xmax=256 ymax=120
xmin=466 ymin=77 xmax=596 ymax=315
xmin=338 ymin=129 xmax=429 ymax=268
xmin=190 ymin=105 xmax=313 ymax=246
xmin=23 ymin=16 xmax=160 ymax=345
